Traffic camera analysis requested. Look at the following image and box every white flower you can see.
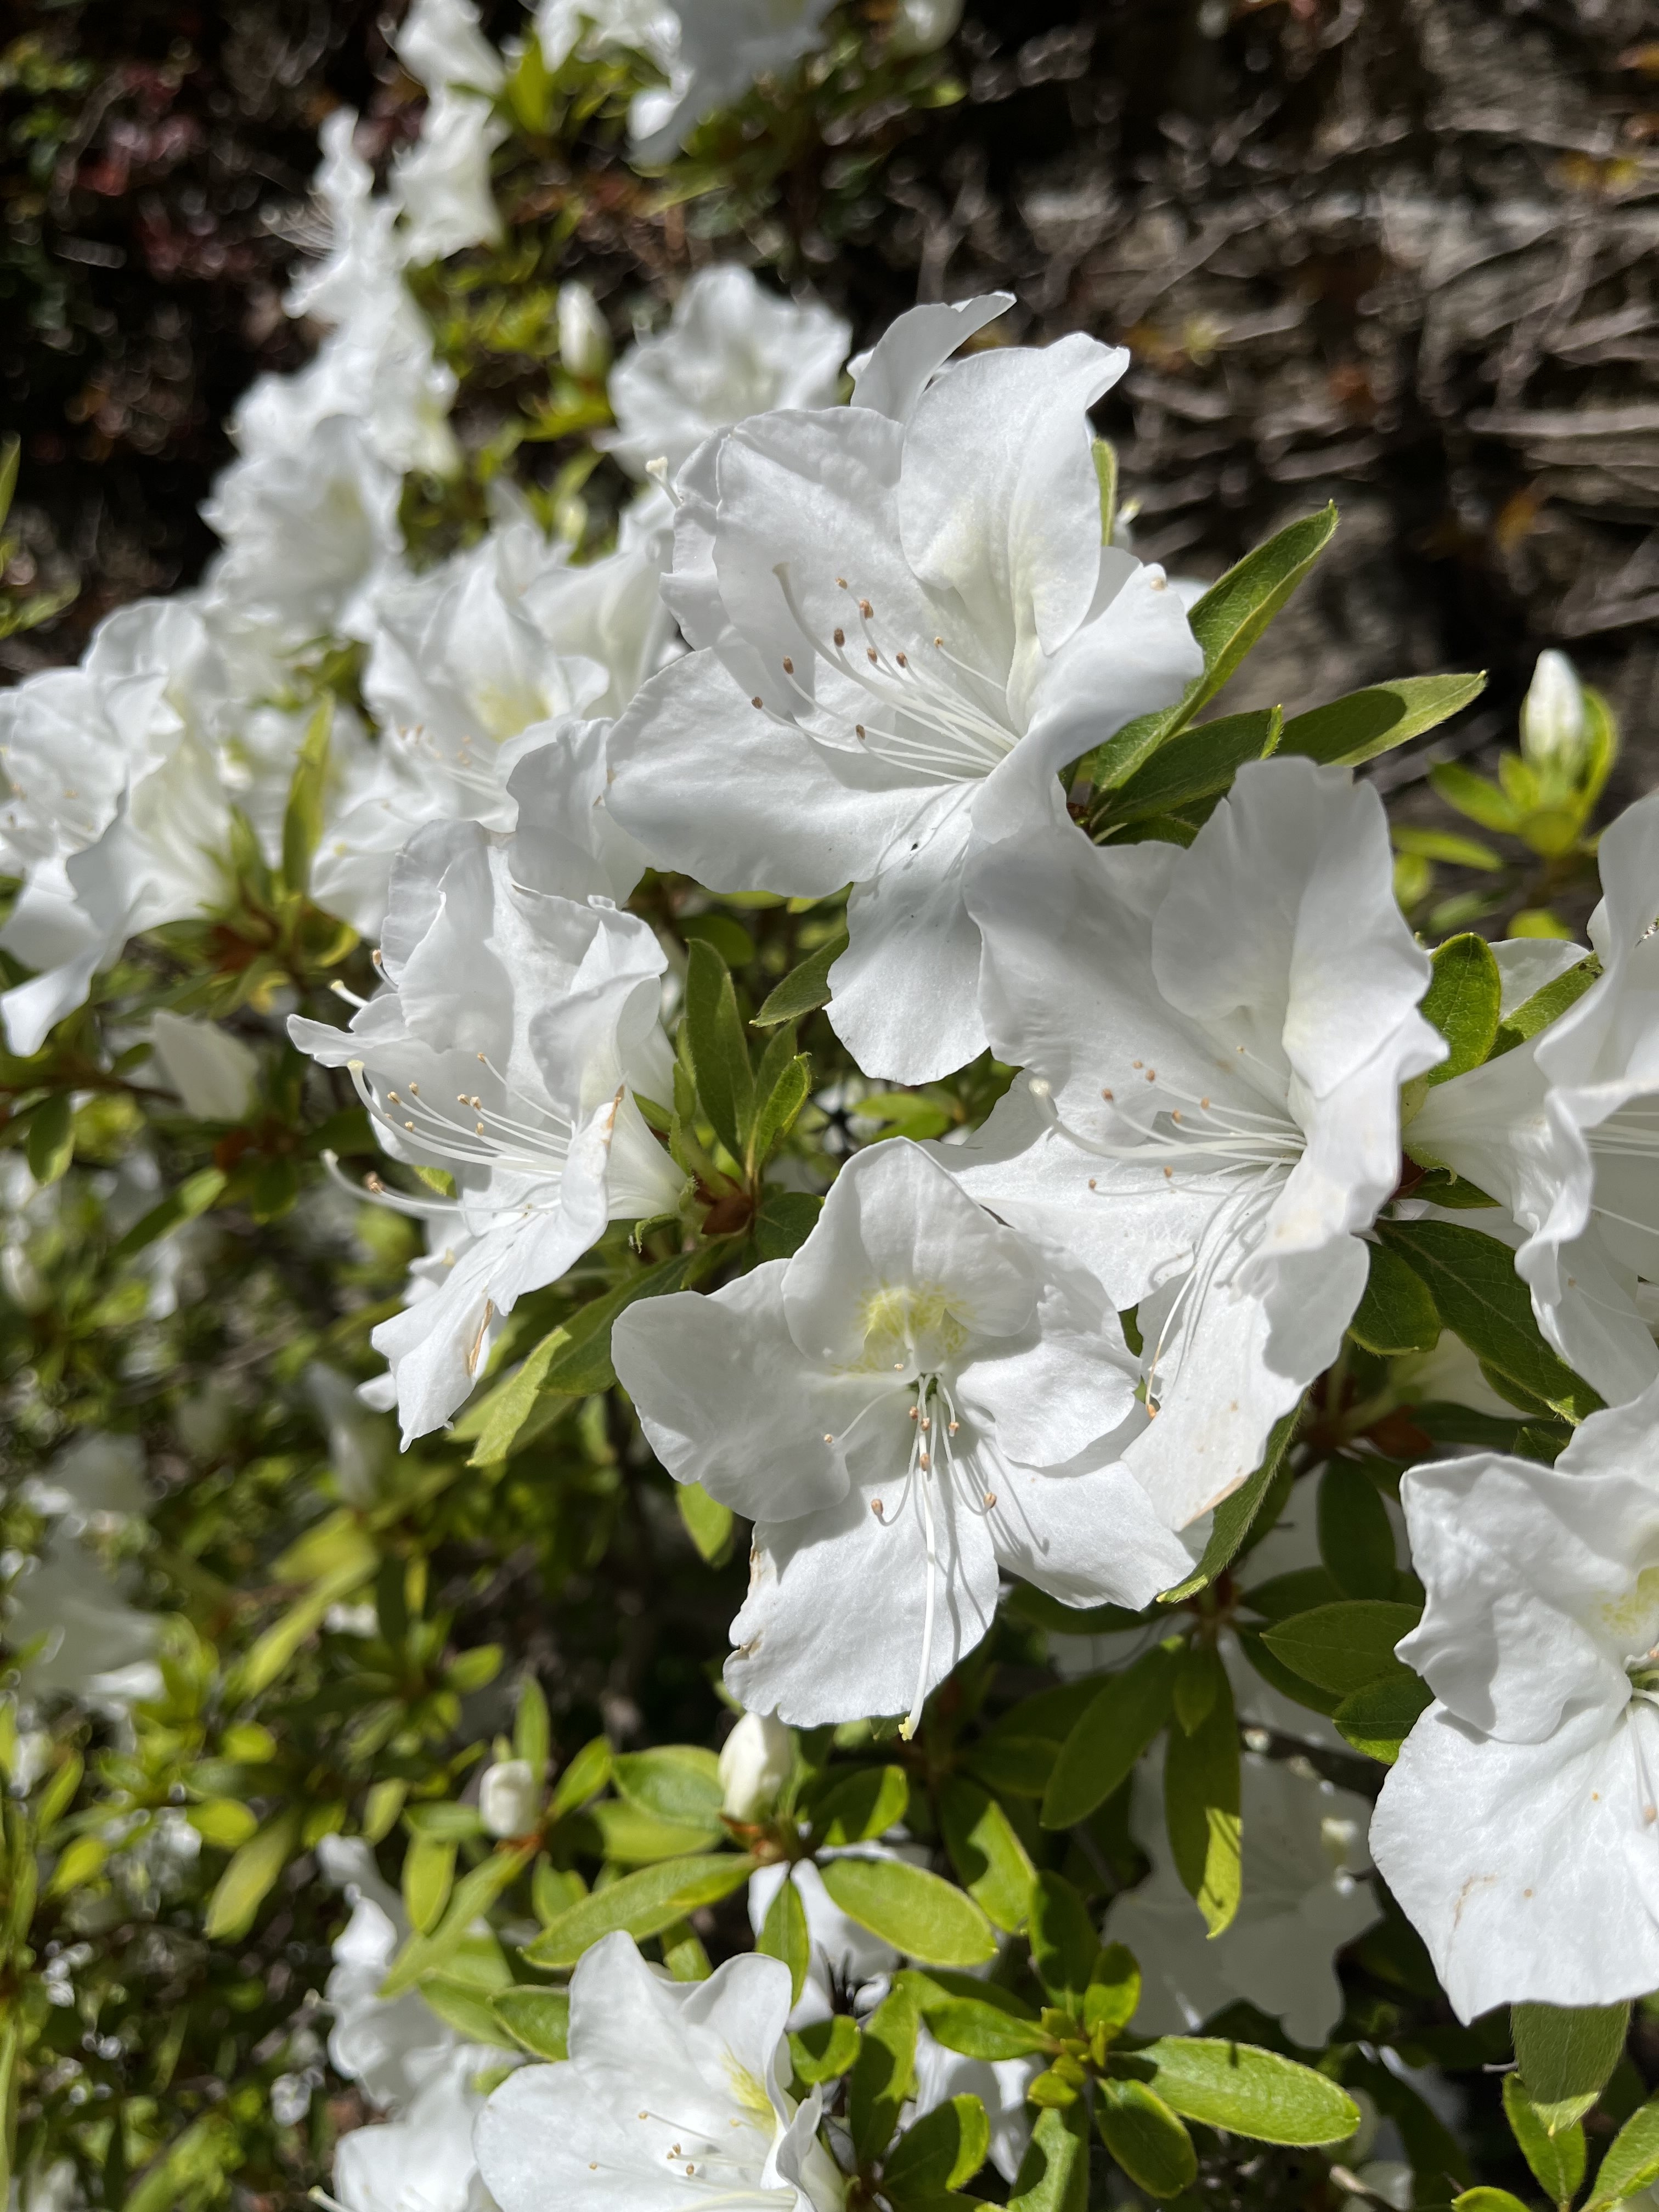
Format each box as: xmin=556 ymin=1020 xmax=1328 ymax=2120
xmin=612 ymin=1138 xmax=1190 ymax=1730
xmin=315 ymin=1836 xmax=469 ymax=2108
xmin=149 ymin=1011 xmax=258 ymax=1122
xmin=1370 ymin=1378 xmax=1659 ymax=2018
xmin=290 ymin=820 xmax=682 ymax=1441
xmin=557 ymin=281 xmax=611 ymax=380
xmin=333 ymin=2046 xmax=500 ymax=2212
xmin=533 ymin=0 xmax=678 ymax=71
xmin=306 ymin=1364 xmax=396 ymax=1508
xmin=392 ymin=91 xmax=507 ymax=267
xmin=950 ymin=757 xmax=1443 ymax=1527
xmin=602 ymin=264 xmax=849 ymax=481
xmin=1105 ymin=1754 xmax=1378 ymax=2049
xmin=202 ymin=414 xmax=406 ymax=647
xmin=1406 ymin=793 xmax=1659 ymax=1406
xmin=719 ymin=1709 xmax=793 ymax=1820
xmin=397 ymin=0 xmax=506 ymax=94
xmin=4 ymin=1531 xmax=160 ymax=1714
xmin=1520 ymin=648 xmax=1589 ymax=780
xmin=887 ymin=0 xmax=963 ymax=55
xmin=474 ymin=1930 xmax=844 ymax=2212
xmin=478 ymin=1758 xmax=541 ymax=1837
xmin=629 ymin=0 xmax=837 ymax=159
xmin=313 ymin=499 xmax=670 ymax=934
xmin=912 ymin=2029 xmax=1036 ymax=2186
xmin=0 ymin=597 xmax=235 ymax=1056
xmin=607 ymin=296 xmax=1202 ymax=1083
xmin=21 ymin=1432 xmax=148 ymax=1530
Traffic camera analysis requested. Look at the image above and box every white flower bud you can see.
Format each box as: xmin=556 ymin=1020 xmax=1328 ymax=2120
xmin=558 ymin=281 xmax=611 ymax=381
xmin=888 ymin=0 xmax=962 ymax=55
xmin=1519 ymin=649 xmax=1587 ymax=780
xmin=149 ymin=1010 xmax=258 ymax=1124
xmin=478 ymin=1757 xmax=541 ymax=1838
xmin=718 ymin=1710 xmax=792 ymax=1822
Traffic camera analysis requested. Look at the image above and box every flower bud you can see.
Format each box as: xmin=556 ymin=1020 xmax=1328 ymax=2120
xmin=1519 ymin=650 xmax=1587 ymax=781
xmin=478 ymin=1757 xmax=541 ymax=1838
xmin=558 ymin=282 xmax=611 ymax=382
xmin=888 ymin=0 xmax=963 ymax=55
xmin=718 ymin=1710 xmax=792 ymax=1822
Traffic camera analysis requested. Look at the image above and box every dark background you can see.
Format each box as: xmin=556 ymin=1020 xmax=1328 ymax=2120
xmin=5 ymin=0 xmax=1656 ymax=811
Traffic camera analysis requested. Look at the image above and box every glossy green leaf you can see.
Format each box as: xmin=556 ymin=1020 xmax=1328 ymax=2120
xmin=816 ymin=1854 xmax=997 ymax=1968
xmin=25 ymin=1093 xmax=74 ymax=1186
xmin=753 ymin=927 xmax=848 ymax=1028
xmin=1514 ymin=2000 xmax=1630 ymax=2134
xmin=1141 ymin=2036 xmax=1361 ymax=2144
xmin=1097 ymin=2076 xmax=1197 ymax=2198
xmin=1085 ymin=1944 xmax=1142 ymax=2042
xmin=1093 ymin=437 xmax=1119 ymax=542
xmin=1173 ymin=1641 xmax=1226 ymax=1735
xmin=884 ymin=2092 xmax=992 ymax=2197
xmin=203 ymin=1807 xmax=301 ymax=1941
xmin=1041 ymin=1641 xmax=1182 ymax=1830
xmin=1261 ymin=1600 xmax=1421 ymax=1695
xmin=758 ymin=1869 xmax=811 ymax=2006
xmin=1098 ymin=708 xmax=1279 ymax=827
xmin=748 ymin=1031 xmax=811 ymax=1170
xmin=280 ymin=696 xmax=332 ymax=894
xmin=790 ymin=2014 xmax=861 ymax=2086
xmin=811 ymin=1763 xmax=910 ymax=1847
xmin=1318 ymin=1462 xmax=1398 ymax=1599
xmin=1164 ymin=1661 xmax=1242 ymax=1936
xmin=613 ymin=1745 xmax=723 ymax=1831
xmin=901 ymin=1971 xmax=1052 ymax=2062
xmin=589 ymin=1800 xmax=721 ymax=1864
xmin=1334 ymin=1671 xmax=1431 ymax=1762
xmin=1350 ymin=1242 xmax=1442 ymax=1356
xmin=1374 ymin=1220 xmax=1602 ymax=1423
xmin=1159 ymin=1406 xmax=1300 ymax=1602
xmin=1584 ymin=2091 xmax=1659 ymax=2209
xmin=939 ymin=1776 xmax=1035 ymax=1933
xmin=1504 ymin=2074 xmax=1587 ymax=2205
xmin=1421 ymin=932 xmax=1503 ymax=1085
xmin=492 ymin=1985 xmax=570 ymax=2059
xmin=676 ymin=1480 xmax=735 ymax=1563
xmin=403 ymin=1832 xmax=456 ymax=1934
xmin=1491 ymin=957 xmax=1600 ymax=1059
xmin=1009 ymin=2098 xmax=1091 ymax=2212
xmin=684 ymin=938 xmax=754 ymax=1159
xmin=1431 ymin=760 xmax=1521 ymax=834
xmin=850 ymin=1983 xmax=919 ymax=2164
xmin=523 ymin=1852 xmax=757 ymax=1967
xmin=420 ymin=1974 xmax=521 ymax=2049
xmin=548 ymin=1735 xmax=612 ymax=1824
xmin=1278 ymin=670 xmax=1487 ymax=768
xmin=1030 ymin=1869 xmax=1099 ymax=2010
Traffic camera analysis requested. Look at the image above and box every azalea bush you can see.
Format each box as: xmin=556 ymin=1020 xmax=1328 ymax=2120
xmin=4 ymin=6 xmax=1659 ymax=2212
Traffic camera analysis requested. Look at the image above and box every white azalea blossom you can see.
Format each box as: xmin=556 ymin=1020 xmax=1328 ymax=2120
xmin=950 ymin=757 xmax=1443 ymax=1526
xmin=612 ymin=1138 xmax=1190 ymax=1729
xmin=602 ymin=264 xmax=850 ymax=480
xmin=290 ymin=819 xmax=682 ymax=1441
xmin=391 ymin=0 xmax=508 ymax=267
xmin=5 ymin=1528 xmax=160 ymax=1713
xmin=478 ymin=1757 xmax=541 ymax=1837
xmin=475 ymin=1931 xmax=844 ymax=2212
xmin=149 ymin=1010 xmax=259 ymax=1123
xmin=607 ymin=295 xmax=1203 ymax=1082
xmin=1106 ymin=1754 xmax=1378 ymax=2049
xmin=332 ymin=2046 xmax=499 ymax=2212
xmin=1406 ymin=792 xmax=1659 ymax=1405
xmin=629 ymin=0 xmax=838 ymax=158
xmin=1370 ymin=1378 xmax=1659 ymax=2018
xmin=719 ymin=1709 xmax=794 ymax=1820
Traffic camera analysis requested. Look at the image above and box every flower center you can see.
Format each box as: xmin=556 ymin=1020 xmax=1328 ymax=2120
xmin=767 ymin=566 xmax=1018 ymax=783
xmin=347 ymin=1052 xmax=574 ymax=1185
xmin=852 ymin=1282 xmax=970 ymax=1374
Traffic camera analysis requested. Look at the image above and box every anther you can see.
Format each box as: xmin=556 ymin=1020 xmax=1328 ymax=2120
xmin=909 ymin=1407 xmax=919 ymax=1421
xmin=919 ymin=1453 xmax=930 ymax=1470
xmin=387 ymin=1091 xmax=400 ymax=1104
xmin=823 ymin=1432 xmax=833 ymax=1443
xmin=856 ymin=724 xmax=866 ymax=738
xmin=833 ymin=627 xmax=845 ymax=646
xmin=1102 ymin=1087 xmax=1114 ymax=1100
xmin=408 ymin=1083 xmax=419 ymax=1096
xmin=1088 ymin=1177 xmax=1097 ymax=1189
xmin=1171 ymin=1110 xmax=1182 ymax=1122
xmin=1163 ymin=1165 xmax=1173 ymax=1178
xmin=403 ymin=1119 xmax=415 ymax=1131
xmin=867 ymin=648 xmax=878 ymax=664
xmin=895 ymin=651 xmax=908 ymax=667
xmin=947 ymin=1420 xmax=959 ymax=1434
xmin=372 ymin=949 xmax=384 ymax=967
xmin=859 ymin=598 xmax=873 ymax=618
xmin=782 ymin=657 xmax=794 ymax=674
xmin=983 ymin=1491 xmax=996 ymax=1508
xmin=837 ymin=576 xmax=848 ymax=589
xmin=872 ymin=1499 xmax=884 ymax=1517
xmin=933 ymin=634 xmax=943 ymax=646
xmin=751 ymin=696 xmax=764 ymax=709
xmin=1132 ymin=1059 xmax=1143 ymax=1068
xmin=1145 ymin=1068 xmax=1156 ymax=1081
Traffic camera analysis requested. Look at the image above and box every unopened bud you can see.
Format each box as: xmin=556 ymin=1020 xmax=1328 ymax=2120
xmin=718 ymin=1710 xmax=792 ymax=1822
xmin=558 ymin=282 xmax=611 ymax=382
xmin=478 ymin=1757 xmax=540 ymax=1838
xmin=1520 ymin=650 xmax=1587 ymax=780
xmin=888 ymin=0 xmax=963 ymax=55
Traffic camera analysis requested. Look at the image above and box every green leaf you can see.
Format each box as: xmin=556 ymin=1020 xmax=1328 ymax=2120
xmin=759 ymin=1870 xmax=811 ymax=2005
xmin=403 ymin=1832 xmax=456 ymax=1934
xmin=1163 ymin=1661 xmax=1242 ymax=1936
xmin=1393 ymin=826 xmax=1504 ymax=872
xmin=613 ymin=1745 xmax=723 ymax=1831
xmin=1140 ymin=2036 xmax=1361 ymax=2144
xmin=25 ymin=1093 xmax=74 ymax=1186
xmin=1514 ymin=2001 xmax=1630 ymax=2134
xmin=382 ymin=1844 xmax=535 ymax=1994
xmin=884 ymin=2093 xmax=992 ymax=2197
xmin=590 ymin=1801 xmax=722 ymax=1864
xmin=514 ymin=1677 xmax=550 ymax=1776
xmin=1454 ymin=2191 xmax=1534 ymax=2212
xmin=1585 ymin=2092 xmax=1659 ymax=2209
xmin=1504 ymin=2074 xmax=1587 ymax=2207
xmin=108 ymin=1164 xmax=227 ymax=1261
xmin=1431 ymin=759 xmax=1522 ymax=834
xmin=811 ymin=1764 xmax=910 ymax=1847
xmin=491 ymin=1985 xmax=569 ymax=2059
xmin=748 ymin=1033 xmax=811 ymax=1170
xmin=1333 ymin=1671 xmax=1431 ymax=1762
xmin=939 ymin=1776 xmax=1035 ymax=1933
xmin=1278 ymin=671 xmax=1487 ymax=768
xmin=1009 ymin=2099 xmax=1091 ymax=2212
xmin=1097 ymin=709 xmax=1280 ymax=828
xmin=1374 ymin=1220 xmax=1602 ymax=1424
xmin=1491 ymin=958 xmax=1600 ymax=1059
xmin=1318 ymin=1463 xmax=1398 ymax=1599
xmin=754 ymin=1187 xmax=822 ymax=1259
xmin=790 ymin=2014 xmax=861 ymax=2086
xmin=850 ymin=1983 xmax=919 ymax=2164
xmin=679 ymin=912 xmax=756 ymax=968
xmin=280 ymin=696 xmax=333 ymax=895
xmin=204 ymin=1807 xmax=301 ymax=1940
xmin=753 ymin=927 xmax=848 ymax=1027
xmin=467 ymin=1252 xmax=691 ymax=1463
xmin=1097 ymin=2077 xmax=1198 ymax=2199
xmin=522 ymin=1852 xmax=757 ymax=1967
xmin=1235 ymin=1626 xmax=1344 ymax=1718
xmin=1420 ymin=933 xmax=1503 ymax=1085
xmin=1030 ymin=1869 xmax=1099 ymax=2010
xmin=816 ymin=1854 xmax=998 ymax=1968
xmin=1350 ymin=1242 xmax=1442 ymax=1356
xmin=420 ymin=1975 xmax=522 ymax=2049
xmin=1159 ymin=1406 xmax=1300 ymax=1602
xmin=1173 ymin=1641 xmax=1226 ymax=1734
xmin=684 ymin=938 xmax=754 ymax=1159
xmin=1085 ymin=1943 xmax=1143 ymax=2042
xmin=548 ymin=1736 xmax=612 ymax=1824
xmin=901 ymin=1972 xmax=1052 ymax=2061
xmin=677 ymin=1480 xmax=735 ymax=1563
xmin=1261 ymin=1600 xmax=1421 ymax=1695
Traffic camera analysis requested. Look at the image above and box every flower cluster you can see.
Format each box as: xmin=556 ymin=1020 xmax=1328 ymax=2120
xmin=4 ymin=8 xmax=1658 ymax=2211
